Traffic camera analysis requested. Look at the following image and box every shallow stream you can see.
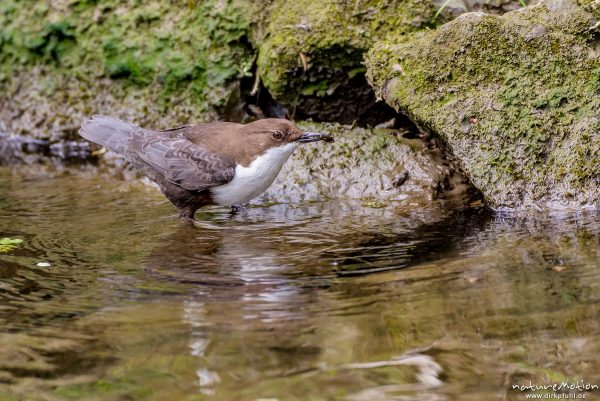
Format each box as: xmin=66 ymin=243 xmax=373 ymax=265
xmin=0 ymin=167 xmax=599 ymax=401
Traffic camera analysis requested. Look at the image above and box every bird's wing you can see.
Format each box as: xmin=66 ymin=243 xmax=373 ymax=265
xmin=129 ymin=131 xmax=236 ymax=191
xmin=159 ymin=122 xmax=242 ymax=140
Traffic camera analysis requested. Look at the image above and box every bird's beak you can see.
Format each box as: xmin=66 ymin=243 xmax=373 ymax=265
xmin=296 ymin=131 xmax=334 ymax=143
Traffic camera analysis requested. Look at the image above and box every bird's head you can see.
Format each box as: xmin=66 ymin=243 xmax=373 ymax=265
xmin=218 ymin=118 xmax=333 ymax=167
xmin=242 ymin=119 xmax=333 ymax=148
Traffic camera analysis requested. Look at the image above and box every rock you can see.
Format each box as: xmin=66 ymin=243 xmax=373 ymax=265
xmin=0 ymin=0 xmax=261 ymax=141
xmin=0 ymin=0 xmax=544 ymax=138
xmin=366 ymin=0 xmax=600 ymax=209
xmin=254 ymin=0 xmax=440 ymax=123
xmin=254 ymin=0 xmax=536 ymax=124
xmin=259 ymin=122 xmax=477 ymax=210
xmin=435 ymin=0 xmax=541 ymax=17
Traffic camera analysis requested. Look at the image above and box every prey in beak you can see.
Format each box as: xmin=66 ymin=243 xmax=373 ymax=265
xmin=296 ymin=131 xmax=334 ymax=143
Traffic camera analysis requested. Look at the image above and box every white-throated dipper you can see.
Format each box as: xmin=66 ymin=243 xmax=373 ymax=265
xmin=79 ymin=116 xmax=333 ymax=220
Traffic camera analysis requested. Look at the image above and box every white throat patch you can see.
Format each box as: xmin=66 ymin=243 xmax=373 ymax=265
xmin=211 ymin=142 xmax=299 ymax=206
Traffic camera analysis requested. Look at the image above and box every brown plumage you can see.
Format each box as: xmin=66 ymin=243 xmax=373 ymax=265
xmin=79 ymin=116 xmax=332 ymax=220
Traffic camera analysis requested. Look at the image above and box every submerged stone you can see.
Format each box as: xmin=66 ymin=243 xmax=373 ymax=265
xmin=366 ymin=0 xmax=600 ymax=209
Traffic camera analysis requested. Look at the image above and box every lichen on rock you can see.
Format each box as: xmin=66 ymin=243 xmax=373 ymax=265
xmin=365 ymin=0 xmax=600 ymax=208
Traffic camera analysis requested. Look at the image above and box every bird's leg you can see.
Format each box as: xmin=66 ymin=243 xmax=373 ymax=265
xmin=179 ymin=208 xmax=196 ymax=223
xmin=229 ymin=205 xmax=244 ymax=216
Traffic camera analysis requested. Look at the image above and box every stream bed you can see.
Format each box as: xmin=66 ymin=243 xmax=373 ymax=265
xmin=0 ymin=166 xmax=599 ymax=401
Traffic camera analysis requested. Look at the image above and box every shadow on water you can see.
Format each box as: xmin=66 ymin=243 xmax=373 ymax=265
xmin=326 ymin=207 xmax=494 ymax=276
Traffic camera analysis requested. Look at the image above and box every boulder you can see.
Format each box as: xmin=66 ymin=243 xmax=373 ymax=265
xmin=254 ymin=0 xmax=440 ymax=123
xmin=366 ymin=0 xmax=600 ymax=208
xmin=260 ymin=122 xmax=477 ymax=210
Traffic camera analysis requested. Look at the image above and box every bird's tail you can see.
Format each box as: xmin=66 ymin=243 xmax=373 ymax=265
xmin=79 ymin=115 xmax=141 ymax=156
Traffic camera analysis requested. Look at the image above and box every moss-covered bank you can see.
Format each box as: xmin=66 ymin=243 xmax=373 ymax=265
xmin=0 ymin=0 xmax=440 ymax=135
xmin=366 ymin=0 xmax=600 ymax=208
xmin=0 ymin=0 xmax=262 ymax=140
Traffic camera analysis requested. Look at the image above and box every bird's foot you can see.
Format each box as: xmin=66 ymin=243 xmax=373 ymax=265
xmin=229 ymin=205 xmax=245 ymax=216
xmin=179 ymin=216 xmax=196 ymax=226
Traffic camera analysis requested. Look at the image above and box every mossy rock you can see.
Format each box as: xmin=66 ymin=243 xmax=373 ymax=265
xmin=260 ymin=122 xmax=477 ymax=210
xmin=255 ymin=0 xmax=440 ymax=122
xmin=366 ymin=0 xmax=600 ymax=208
xmin=0 ymin=0 xmax=261 ymax=140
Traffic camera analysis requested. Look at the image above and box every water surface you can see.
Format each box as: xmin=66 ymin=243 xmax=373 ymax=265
xmin=0 ymin=167 xmax=599 ymax=401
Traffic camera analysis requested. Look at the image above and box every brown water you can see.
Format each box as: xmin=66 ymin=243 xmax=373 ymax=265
xmin=0 ymin=166 xmax=599 ymax=401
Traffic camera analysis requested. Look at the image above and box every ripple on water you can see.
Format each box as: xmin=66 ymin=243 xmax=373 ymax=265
xmin=1 ymin=167 xmax=600 ymax=401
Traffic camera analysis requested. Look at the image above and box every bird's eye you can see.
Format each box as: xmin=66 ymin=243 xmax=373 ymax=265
xmin=272 ymin=130 xmax=284 ymax=141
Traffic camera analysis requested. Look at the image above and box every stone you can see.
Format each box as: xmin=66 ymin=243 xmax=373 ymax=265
xmin=260 ymin=122 xmax=476 ymax=210
xmin=366 ymin=0 xmax=600 ymax=208
xmin=254 ymin=0 xmax=440 ymax=123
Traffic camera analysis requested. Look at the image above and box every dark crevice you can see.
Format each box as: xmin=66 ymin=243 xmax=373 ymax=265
xmin=221 ymin=66 xmax=421 ymax=137
xmin=287 ymin=72 xmax=408 ymax=128
xmin=221 ymin=75 xmax=289 ymax=124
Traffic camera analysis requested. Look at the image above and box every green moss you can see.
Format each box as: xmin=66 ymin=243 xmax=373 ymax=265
xmin=577 ymin=0 xmax=600 ymax=17
xmin=366 ymin=1 xmax=600 ymax=207
xmin=591 ymin=67 xmax=600 ymax=91
xmin=300 ymin=80 xmax=329 ymax=96
xmin=0 ymin=237 xmax=23 ymax=253
xmin=256 ymin=0 xmax=440 ymax=104
xmin=0 ymin=0 xmax=260 ymax=113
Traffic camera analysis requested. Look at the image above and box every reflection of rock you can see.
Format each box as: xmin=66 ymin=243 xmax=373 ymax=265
xmin=261 ymin=122 xmax=479 ymax=207
xmin=146 ymin=208 xmax=600 ymax=400
xmin=141 ymin=205 xmax=489 ymax=397
xmin=366 ymin=0 xmax=600 ymax=209
xmin=143 ymin=202 xmax=489 ymax=285
xmin=0 ymin=330 xmax=103 ymax=384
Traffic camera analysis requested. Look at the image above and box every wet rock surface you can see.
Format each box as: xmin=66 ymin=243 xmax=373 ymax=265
xmin=260 ymin=122 xmax=478 ymax=209
xmin=366 ymin=0 xmax=600 ymax=209
xmin=0 ymin=132 xmax=92 ymax=165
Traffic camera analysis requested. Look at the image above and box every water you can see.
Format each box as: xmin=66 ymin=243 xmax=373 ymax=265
xmin=0 ymin=166 xmax=599 ymax=401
